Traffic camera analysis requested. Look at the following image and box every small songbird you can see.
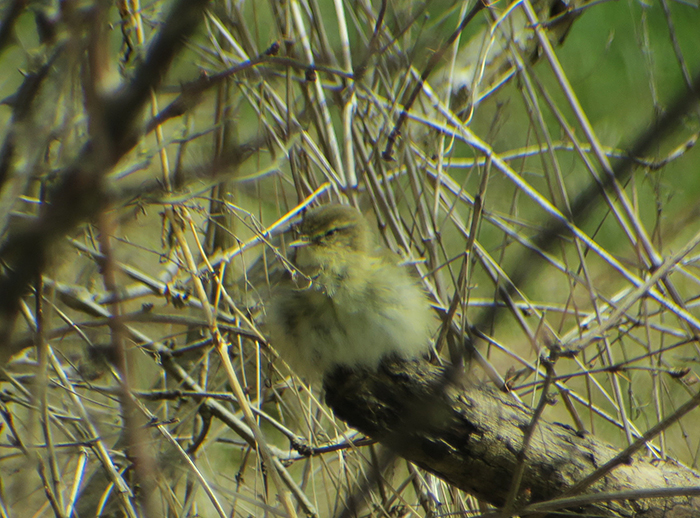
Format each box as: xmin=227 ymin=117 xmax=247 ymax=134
xmin=268 ymin=204 xmax=434 ymax=380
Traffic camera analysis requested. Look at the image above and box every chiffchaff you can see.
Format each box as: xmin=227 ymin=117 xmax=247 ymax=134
xmin=268 ymin=204 xmax=434 ymax=380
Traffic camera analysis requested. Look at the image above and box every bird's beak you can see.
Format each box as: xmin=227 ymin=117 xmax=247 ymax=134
xmin=288 ymin=236 xmax=310 ymax=248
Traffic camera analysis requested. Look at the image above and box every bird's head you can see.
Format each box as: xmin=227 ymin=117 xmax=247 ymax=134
xmin=290 ymin=205 xmax=372 ymax=276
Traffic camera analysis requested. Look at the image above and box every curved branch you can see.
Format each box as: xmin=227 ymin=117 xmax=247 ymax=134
xmin=324 ymin=358 xmax=700 ymax=518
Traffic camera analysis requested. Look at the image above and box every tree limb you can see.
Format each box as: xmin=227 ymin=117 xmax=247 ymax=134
xmin=324 ymin=358 xmax=700 ymax=518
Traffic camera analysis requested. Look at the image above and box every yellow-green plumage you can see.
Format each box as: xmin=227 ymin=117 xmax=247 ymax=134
xmin=268 ymin=204 xmax=434 ymax=380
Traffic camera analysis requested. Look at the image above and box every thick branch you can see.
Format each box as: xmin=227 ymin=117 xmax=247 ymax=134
xmin=324 ymin=358 xmax=700 ymax=518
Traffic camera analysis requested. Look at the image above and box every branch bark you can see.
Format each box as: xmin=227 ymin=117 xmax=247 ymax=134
xmin=324 ymin=358 xmax=700 ymax=518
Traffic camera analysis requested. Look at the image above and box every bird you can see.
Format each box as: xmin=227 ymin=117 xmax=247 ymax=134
xmin=267 ymin=204 xmax=434 ymax=381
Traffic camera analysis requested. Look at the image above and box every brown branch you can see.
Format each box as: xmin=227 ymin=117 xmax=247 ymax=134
xmin=382 ymin=0 xmax=488 ymax=161
xmin=324 ymin=357 xmax=700 ymax=518
xmin=0 ymin=0 xmax=210 ymax=348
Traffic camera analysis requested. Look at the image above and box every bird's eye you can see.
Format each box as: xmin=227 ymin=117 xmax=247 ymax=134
xmin=324 ymin=228 xmax=338 ymax=238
